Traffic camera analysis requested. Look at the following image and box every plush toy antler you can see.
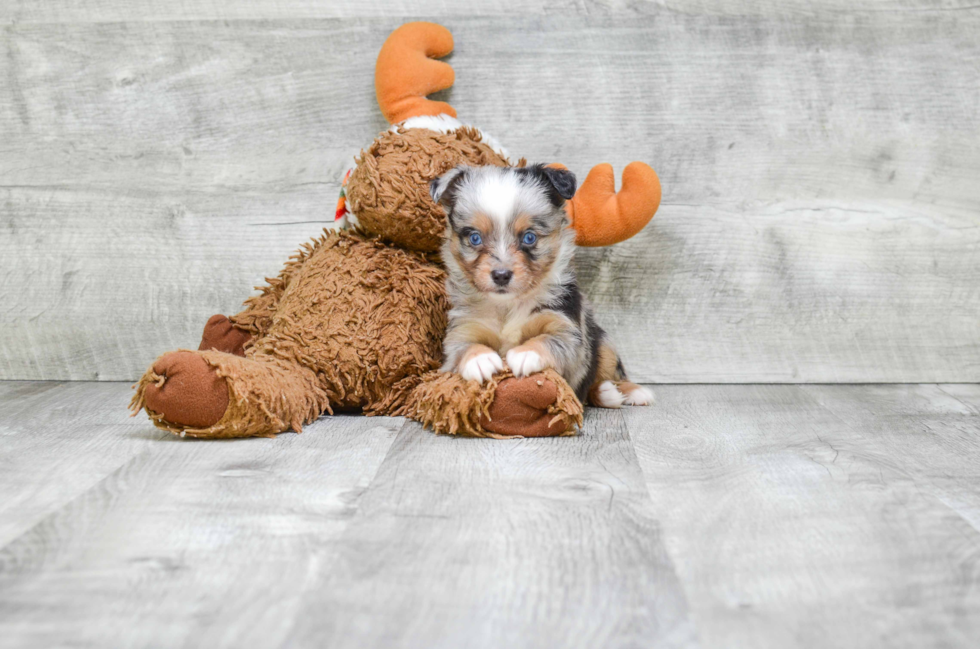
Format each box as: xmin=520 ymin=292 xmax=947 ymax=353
xmin=565 ymin=162 xmax=662 ymax=247
xmin=548 ymin=162 xmax=662 ymax=247
xmin=375 ymin=22 xmax=457 ymax=125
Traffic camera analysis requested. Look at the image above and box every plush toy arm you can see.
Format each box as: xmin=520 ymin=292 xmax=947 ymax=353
xmin=375 ymin=22 xmax=457 ymax=125
xmin=393 ymin=369 xmax=583 ymax=438
xmin=229 ymin=271 xmax=296 ymax=337
xmin=228 ymin=237 xmax=320 ymax=336
xmin=565 ymin=162 xmax=662 ymax=247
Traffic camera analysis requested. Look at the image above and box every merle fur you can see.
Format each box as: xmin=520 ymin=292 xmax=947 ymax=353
xmin=514 ymin=164 xmax=577 ymax=207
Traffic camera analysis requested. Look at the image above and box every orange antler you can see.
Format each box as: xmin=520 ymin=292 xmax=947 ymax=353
xmin=375 ymin=22 xmax=457 ymax=125
xmin=565 ymin=162 xmax=662 ymax=247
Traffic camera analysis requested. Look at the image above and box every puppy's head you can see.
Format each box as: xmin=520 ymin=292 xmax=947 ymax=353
xmin=430 ymin=164 xmax=577 ymax=297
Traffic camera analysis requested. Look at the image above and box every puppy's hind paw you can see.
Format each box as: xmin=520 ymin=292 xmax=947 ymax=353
xmin=592 ymin=380 xmax=627 ymax=408
xmin=461 ymin=352 xmax=504 ymax=384
xmin=622 ymin=384 xmax=654 ymax=406
xmin=593 ymin=381 xmax=654 ymax=407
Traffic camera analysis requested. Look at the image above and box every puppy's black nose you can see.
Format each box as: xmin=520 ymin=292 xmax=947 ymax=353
xmin=491 ymin=269 xmax=513 ymax=286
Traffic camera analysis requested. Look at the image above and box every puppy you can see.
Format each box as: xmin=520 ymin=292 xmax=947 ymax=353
xmin=430 ymin=164 xmax=652 ymax=408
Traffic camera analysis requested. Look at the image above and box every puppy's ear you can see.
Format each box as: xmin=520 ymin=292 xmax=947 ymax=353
xmin=429 ymin=166 xmax=468 ymax=209
xmin=541 ymin=165 xmax=577 ymax=204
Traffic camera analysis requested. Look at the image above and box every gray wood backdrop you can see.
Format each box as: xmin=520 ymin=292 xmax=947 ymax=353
xmin=1 ymin=1 xmax=978 ymax=382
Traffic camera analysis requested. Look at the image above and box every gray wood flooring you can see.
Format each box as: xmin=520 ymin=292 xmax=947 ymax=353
xmin=2 ymin=2 xmax=979 ymax=382
xmin=1 ymin=381 xmax=978 ymax=648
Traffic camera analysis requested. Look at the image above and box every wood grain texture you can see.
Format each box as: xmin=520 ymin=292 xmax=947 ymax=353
xmin=4 ymin=1 xmax=978 ymax=23
xmin=626 ymin=384 xmax=980 ymax=649
xmin=0 ymin=0 xmax=575 ymax=23
xmin=0 ymin=382 xmax=401 ymax=648
xmin=2 ymin=7 xmax=979 ymax=381
xmin=0 ymin=382 xmax=150 ymax=547
xmin=286 ymin=410 xmax=695 ymax=648
xmin=803 ymin=383 xmax=980 ymax=530
xmin=0 ymin=383 xmax=696 ymax=649
xmin=3 ymin=381 xmax=979 ymax=647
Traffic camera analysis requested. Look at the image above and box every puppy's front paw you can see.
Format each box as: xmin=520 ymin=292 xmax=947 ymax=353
xmin=506 ymin=347 xmax=549 ymax=378
xmin=461 ymin=351 xmax=504 ymax=384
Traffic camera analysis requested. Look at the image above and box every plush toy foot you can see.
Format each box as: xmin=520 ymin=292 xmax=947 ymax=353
xmin=405 ymin=368 xmax=582 ymax=437
xmin=141 ymin=351 xmax=229 ymax=429
xmin=481 ymin=374 xmax=572 ymax=437
xmin=133 ymin=346 xmax=328 ymax=438
xmin=199 ymin=314 xmax=252 ymax=357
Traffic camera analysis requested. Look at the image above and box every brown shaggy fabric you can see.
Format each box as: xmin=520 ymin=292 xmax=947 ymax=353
xmin=345 ymin=126 xmax=512 ymax=253
xmin=132 ymin=348 xmax=324 ymax=439
xmin=404 ymin=368 xmax=582 ymax=438
xmin=134 ymin=229 xmax=450 ymax=437
xmin=132 ymin=127 xmax=581 ymax=440
xmin=251 ymin=230 xmax=449 ymax=410
xmin=228 ymin=235 xmax=321 ymax=340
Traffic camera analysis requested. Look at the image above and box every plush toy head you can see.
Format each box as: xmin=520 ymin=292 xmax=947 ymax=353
xmin=343 ymin=22 xmax=661 ymax=255
xmin=345 ymin=125 xmax=512 ymax=254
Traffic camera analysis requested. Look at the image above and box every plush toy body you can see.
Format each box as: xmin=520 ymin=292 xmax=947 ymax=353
xmin=131 ymin=22 xmax=660 ymax=438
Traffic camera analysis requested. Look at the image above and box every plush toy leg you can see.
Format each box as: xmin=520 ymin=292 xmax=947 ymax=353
xmin=221 ymin=234 xmax=322 ymax=338
xmin=133 ymin=230 xmax=449 ymax=438
xmin=401 ymin=369 xmax=583 ymax=438
xmin=199 ymin=315 xmax=252 ymax=356
xmin=131 ymin=349 xmax=328 ymax=439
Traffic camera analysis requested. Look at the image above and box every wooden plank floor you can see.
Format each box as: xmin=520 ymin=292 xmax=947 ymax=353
xmin=1 ymin=382 xmax=978 ymax=648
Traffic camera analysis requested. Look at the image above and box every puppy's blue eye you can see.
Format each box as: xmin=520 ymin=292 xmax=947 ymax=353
xmin=521 ymin=231 xmax=537 ymax=246
xmin=468 ymin=232 xmax=483 ymax=246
